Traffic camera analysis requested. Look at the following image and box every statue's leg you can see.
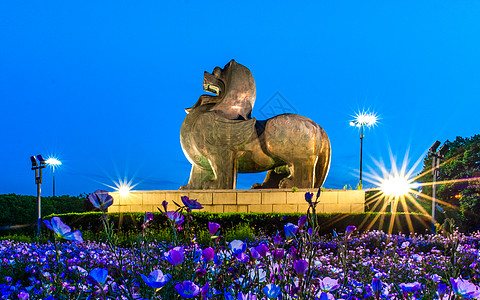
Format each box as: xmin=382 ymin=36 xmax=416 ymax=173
xmin=207 ymin=150 xmax=237 ymax=189
xmin=280 ymin=161 xmax=315 ymax=189
xmin=180 ymin=165 xmax=214 ymax=190
xmin=252 ymin=167 xmax=289 ymax=189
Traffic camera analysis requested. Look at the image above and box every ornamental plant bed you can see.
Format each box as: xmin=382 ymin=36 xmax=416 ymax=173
xmin=0 ymin=190 xmax=478 ymax=299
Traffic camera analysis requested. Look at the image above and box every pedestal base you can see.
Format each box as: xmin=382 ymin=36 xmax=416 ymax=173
xmin=108 ymin=189 xmax=365 ymax=214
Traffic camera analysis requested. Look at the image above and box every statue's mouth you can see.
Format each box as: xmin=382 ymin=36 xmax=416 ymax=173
xmin=184 ymin=69 xmax=226 ymax=114
xmin=202 ymin=71 xmax=225 ymax=100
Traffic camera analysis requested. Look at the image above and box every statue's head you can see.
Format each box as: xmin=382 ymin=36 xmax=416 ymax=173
xmin=186 ymin=59 xmax=256 ymax=120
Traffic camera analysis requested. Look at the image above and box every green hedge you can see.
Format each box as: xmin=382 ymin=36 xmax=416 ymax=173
xmin=46 ymin=211 xmax=432 ymax=238
xmin=0 ymin=194 xmax=91 ymax=234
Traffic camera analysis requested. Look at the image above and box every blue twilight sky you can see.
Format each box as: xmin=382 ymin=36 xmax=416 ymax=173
xmin=1 ymin=1 xmax=479 ymax=196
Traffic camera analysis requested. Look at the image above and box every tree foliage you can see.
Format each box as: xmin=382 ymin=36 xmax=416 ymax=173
xmin=418 ymin=134 xmax=480 ymax=231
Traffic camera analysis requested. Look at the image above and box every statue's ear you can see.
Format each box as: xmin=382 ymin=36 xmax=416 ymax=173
xmin=210 ymin=60 xmax=256 ymax=120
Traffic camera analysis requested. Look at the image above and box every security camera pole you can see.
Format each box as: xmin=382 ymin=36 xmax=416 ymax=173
xmin=31 ymin=155 xmax=46 ymax=238
xmin=428 ymin=141 xmax=448 ymax=234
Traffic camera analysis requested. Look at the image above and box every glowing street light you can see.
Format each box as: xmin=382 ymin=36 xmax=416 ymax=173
xmin=46 ymin=157 xmax=62 ymax=197
xmin=350 ymin=111 xmax=378 ymax=188
xmin=380 ymin=175 xmax=414 ymax=198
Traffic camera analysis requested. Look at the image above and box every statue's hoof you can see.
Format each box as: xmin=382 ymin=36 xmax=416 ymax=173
xmin=279 ymin=178 xmax=294 ymax=189
xmin=179 ymin=185 xmax=190 ymax=190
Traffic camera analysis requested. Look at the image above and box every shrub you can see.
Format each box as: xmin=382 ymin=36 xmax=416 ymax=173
xmin=45 ymin=211 xmax=431 ymax=239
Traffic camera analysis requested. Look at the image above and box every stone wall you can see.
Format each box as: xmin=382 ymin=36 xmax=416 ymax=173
xmin=108 ymin=189 xmax=365 ymax=214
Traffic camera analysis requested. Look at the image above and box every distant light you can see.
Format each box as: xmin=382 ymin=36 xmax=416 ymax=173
xmin=46 ymin=157 xmax=62 ymax=168
xmin=380 ymin=175 xmax=414 ymax=197
xmin=115 ymin=180 xmax=133 ymax=197
xmin=351 ymin=111 xmax=378 ymax=127
xmin=118 ymin=185 xmax=131 ymax=197
xmin=106 ymin=178 xmax=137 ymax=198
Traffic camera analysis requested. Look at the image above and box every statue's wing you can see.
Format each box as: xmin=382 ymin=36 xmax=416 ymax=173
xmin=193 ymin=112 xmax=256 ymax=148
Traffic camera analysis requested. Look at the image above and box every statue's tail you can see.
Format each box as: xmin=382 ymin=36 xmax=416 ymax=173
xmin=314 ymin=127 xmax=331 ymax=188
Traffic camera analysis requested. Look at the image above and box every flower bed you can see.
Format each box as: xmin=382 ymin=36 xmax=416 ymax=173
xmin=0 ymin=190 xmax=479 ymax=299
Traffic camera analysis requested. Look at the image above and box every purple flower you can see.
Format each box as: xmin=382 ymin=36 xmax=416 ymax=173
xmin=345 ymin=225 xmax=356 ymax=238
xmin=202 ymin=247 xmax=215 ymax=262
xmin=372 ymin=277 xmax=382 ymax=293
xmin=298 ymin=215 xmax=308 ymax=228
xmin=144 ymin=212 xmax=153 ymax=223
xmin=165 ymin=246 xmax=184 ymax=265
xmin=437 ymin=283 xmax=447 ymax=298
xmin=141 ymin=270 xmax=171 ymax=289
xmin=256 ymin=243 xmax=269 ymax=257
xmin=162 ymin=200 xmax=168 ymax=211
xmin=273 ymin=235 xmax=283 ymax=246
xmin=166 ymin=211 xmax=184 ymax=224
xmin=305 ymin=192 xmax=314 ymax=204
xmin=236 ymin=252 xmax=250 ymax=263
xmin=18 ymin=291 xmax=29 ymax=300
xmin=284 ymin=223 xmax=299 ymax=238
xmin=175 ymin=281 xmax=201 ymax=298
xmin=273 ymin=248 xmax=285 ymax=261
xmin=208 ymin=222 xmax=221 ymax=235
xmin=238 ymin=292 xmax=257 ymax=300
xmin=201 ymin=282 xmax=209 ymax=298
xmin=43 ymin=217 xmax=83 ymax=243
xmin=263 ymin=283 xmax=281 ymax=299
xmin=317 ymin=292 xmax=335 ymax=300
xmin=181 ymin=196 xmax=203 ymax=210
xmin=88 ymin=190 xmax=114 ymax=210
xmin=319 ymin=277 xmax=340 ymax=292
xmin=229 ymin=240 xmax=247 ymax=255
xmin=250 ymin=247 xmax=261 ymax=259
xmin=399 ymin=282 xmax=422 ymax=294
xmin=294 ymin=259 xmax=308 ymax=276
xmin=89 ymin=268 xmax=108 ymax=286
xmin=450 ymin=278 xmax=480 ymax=299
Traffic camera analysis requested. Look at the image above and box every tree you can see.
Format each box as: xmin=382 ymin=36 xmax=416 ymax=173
xmin=418 ymin=135 xmax=480 ymax=231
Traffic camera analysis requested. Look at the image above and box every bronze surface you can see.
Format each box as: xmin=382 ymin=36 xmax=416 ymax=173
xmin=180 ymin=59 xmax=331 ymax=189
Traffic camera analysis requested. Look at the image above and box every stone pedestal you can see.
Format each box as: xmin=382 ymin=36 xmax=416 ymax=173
xmin=108 ymin=189 xmax=365 ymax=214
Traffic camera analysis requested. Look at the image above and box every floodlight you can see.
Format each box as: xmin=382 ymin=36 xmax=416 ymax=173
xmin=429 ymin=141 xmax=441 ymax=153
xmin=438 ymin=144 xmax=449 ymax=156
xmin=30 ymin=156 xmax=38 ymax=168
xmin=37 ymin=155 xmax=46 ymax=165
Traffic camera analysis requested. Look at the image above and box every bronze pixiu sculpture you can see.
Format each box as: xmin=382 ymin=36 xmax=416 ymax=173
xmin=180 ymin=60 xmax=331 ymax=189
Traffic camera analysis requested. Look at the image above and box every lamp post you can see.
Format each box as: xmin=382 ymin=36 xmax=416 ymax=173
xmin=30 ymin=155 xmax=46 ymax=238
xmin=46 ymin=157 xmax=62 ymax=197
xmin=428 ymin=141 xmax=448 ymax=234
xmin=350 ymin=111 xmax=378 ymax=188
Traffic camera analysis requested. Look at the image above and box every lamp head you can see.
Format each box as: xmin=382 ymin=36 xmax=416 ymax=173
xmin=429 ymin=141 xmax=441 ymax=153
xmin=36 ymin=155 xmax=46 ymax=167
xmin=30 ymin=156 xmax=38 ymax=168
xmin=438 ymin=144 xmax=449 ymax=156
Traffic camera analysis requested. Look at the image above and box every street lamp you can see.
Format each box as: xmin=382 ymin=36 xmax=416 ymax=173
xmin=46 ymin=157 xmax=62 ymax=197
xmin=350 ymin=111 xmax=378 ymax=188
xmin=428 ymin=141 xmax=448 ymax=234
xmin=30 ymin=155 xmax=46 ymax=238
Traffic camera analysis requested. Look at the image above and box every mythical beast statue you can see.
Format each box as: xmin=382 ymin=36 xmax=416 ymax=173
xmin=180 ymin=59 xmax=331 ymax=190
